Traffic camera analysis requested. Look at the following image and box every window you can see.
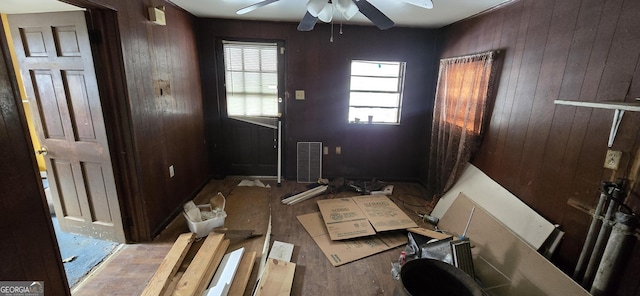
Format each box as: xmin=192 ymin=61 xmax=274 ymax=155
xmin=439 ymin=55 xmax=496 ymax=134
xmin=223 ymin=41 xmax=278 ymax=117
xmin=348 ymin=60 xmax=406 ymax=124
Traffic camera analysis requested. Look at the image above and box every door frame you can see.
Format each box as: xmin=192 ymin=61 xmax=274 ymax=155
xmin=64 ymin=1 xmax=146 ymax=242
xmin=214 ymin=38 xmax=287 ymax=178
xmin=0 ymin=18 xmax=71 ymax=296
xmin=9 ymin=0 xmax=145 ymax=242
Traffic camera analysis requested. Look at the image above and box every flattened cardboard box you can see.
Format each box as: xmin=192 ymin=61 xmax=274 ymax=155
xmin=316 ymin=195 xmax=418 ymax=241
xmin=316 ymin=197 xmax=376 ymax=240
xmin=297 ymin=212 xmax=407 ymax=266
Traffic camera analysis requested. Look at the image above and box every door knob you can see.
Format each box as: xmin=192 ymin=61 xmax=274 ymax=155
xmin=36 ymin=146 xmax=48 ymax=156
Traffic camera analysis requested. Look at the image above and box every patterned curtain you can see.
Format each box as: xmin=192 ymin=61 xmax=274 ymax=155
xmin=427 ymin=51 xmax=499 ymax=201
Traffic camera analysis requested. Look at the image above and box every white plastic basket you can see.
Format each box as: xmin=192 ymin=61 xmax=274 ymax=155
xmin=183 ymin=194 xmax=227 ymax=238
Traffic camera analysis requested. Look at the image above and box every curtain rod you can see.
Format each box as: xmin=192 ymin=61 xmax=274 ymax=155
xmin=440 ymin=50 xmax=500 ymax=63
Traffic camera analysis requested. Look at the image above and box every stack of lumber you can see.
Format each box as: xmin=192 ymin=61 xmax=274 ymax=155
xmin=141 ymin=232 xmax=257 ymax=296
xmin=142 ymin=233 xmax=298 ymax=296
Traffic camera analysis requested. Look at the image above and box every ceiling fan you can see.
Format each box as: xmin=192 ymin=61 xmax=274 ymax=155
xmin=237 ymin=0 xmax=434 ymax=31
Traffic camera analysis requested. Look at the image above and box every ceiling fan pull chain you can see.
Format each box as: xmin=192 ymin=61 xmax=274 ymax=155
xmin=330 ymin=20 xmax=334 ymax=42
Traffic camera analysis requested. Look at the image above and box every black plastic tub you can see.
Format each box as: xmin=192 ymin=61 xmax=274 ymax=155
xmin=400 ymin=258 xmax=483 ymax=296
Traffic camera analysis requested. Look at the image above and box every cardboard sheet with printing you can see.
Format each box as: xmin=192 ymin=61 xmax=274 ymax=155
xmin=297 ymin=212 xmax=407 ymax=266
xmin=317 ymin=195 xmax=418 ymax=240
xmin=316 ymin=198 xmax=376 ymax=240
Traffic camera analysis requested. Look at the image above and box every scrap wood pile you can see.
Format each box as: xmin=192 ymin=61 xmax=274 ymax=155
xmin=141 ymin=231 xmax=296 ymax=296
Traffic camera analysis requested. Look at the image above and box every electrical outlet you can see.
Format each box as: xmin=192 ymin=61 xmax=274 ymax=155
xmin=323 ymin=146 xmax=329 ymax=155
xmin=336 ymin=146 xmax=341 ymax=155
xmin=604 ymin=150 xmax=622 ymax=170
xmin=169 ymin=165 xmax=175 ymax=178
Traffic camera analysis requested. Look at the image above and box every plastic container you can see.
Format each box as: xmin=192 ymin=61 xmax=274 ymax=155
xmin=400 ymin=258 xmax=482 ymax=296
xmin=183 ymin=194 xmax=227 ymax=238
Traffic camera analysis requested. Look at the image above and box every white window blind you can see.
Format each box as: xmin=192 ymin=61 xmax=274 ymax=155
xmin=223 ymin=41 xmax=278 ymax=117
xmin=348 ymin=60 xmax=406 ymax=124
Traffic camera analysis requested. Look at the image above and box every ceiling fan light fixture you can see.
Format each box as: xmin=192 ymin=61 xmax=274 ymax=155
xmin=307 ymin=0 xmax=327 ymax=17
xmin=403 ymin=0 xmax=434 ymax=9
xmin=318 ymin=2 xmax=334 ymax=23
xmin=336 ymin=0 xmax=358 ymax=20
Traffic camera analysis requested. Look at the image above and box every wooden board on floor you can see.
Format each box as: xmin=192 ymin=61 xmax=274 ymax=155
xmin=227 ymin=251 xmax=257 ymax=296
xmin=222 ymin=186 xmax=271 ymax=295
xmin=203 ymin=239 xmax=231 ymax=292
xmin=407 ymin=227 xmax=452 ymax=241
xmin=223 ymin=186 xmax=271 ymax=254
xmin=173 ymin=233 xmax=227 ymax=296
xmin=253 ymin=259 xmax=296 ymax=296
xmin=141 ymin=233 xmax=195 ymax=296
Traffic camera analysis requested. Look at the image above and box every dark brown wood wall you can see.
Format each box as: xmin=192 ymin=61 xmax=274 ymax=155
xmin=198 ymin=19 xmax=439 ymax=181
xmin=0 ymin=21 xmax=69 ymax=295
xmin=70 ymin=0 xmax=209 ymax=240
xmin=439 ymin=0 xmax=640 ymax=294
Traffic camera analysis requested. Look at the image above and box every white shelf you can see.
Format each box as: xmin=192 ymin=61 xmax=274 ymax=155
xmin=554 ymin=100 xmax=640 ymax=111
xmin=554 ymin=99 xmax=640 ymax=147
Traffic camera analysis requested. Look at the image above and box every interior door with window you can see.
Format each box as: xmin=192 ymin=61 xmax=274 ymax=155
xmin=9 ymin=11 xmax=126 ymax=242
xmin=220 ymin=40 xmax=283 ymax=177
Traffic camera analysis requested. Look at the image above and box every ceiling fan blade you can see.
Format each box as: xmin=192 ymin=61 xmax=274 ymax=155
xmin=237 ymin=0 xmax=280 ymax=15
xmin=353 ymin=0 xmax=394 ymax=30
xmin=337 ymin=0 xmax=359 ymax=20
xmin=297 ymin=11 xmax=318 ymax=31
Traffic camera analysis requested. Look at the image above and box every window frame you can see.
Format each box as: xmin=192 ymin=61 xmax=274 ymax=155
xmin=222 ymin=40 xmax=280 ymax=118
xmin=347 ymin=60 xmax=406 ymax=125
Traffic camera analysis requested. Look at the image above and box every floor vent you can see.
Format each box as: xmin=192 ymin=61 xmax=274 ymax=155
xmin=297 ymin=142 xmax=322 ymax=183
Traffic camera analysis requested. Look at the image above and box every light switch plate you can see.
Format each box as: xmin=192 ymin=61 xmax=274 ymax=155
xmin=295 ymin=90 xmax=305 ymax=100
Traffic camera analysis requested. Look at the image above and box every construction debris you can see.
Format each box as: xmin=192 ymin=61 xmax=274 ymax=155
xmin=281 ymin=185 xmax=328 ymax=205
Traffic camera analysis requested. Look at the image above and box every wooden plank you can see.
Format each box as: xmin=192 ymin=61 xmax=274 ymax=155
xmin=172 ymin=233 xmax=227 ymax=296
xmin=227 ymin=251 xmax=256 ymax=296
xmin=254 ymin=259 xmax=296 ymax=296
xmin=407 ymin=228 xmax=452 ymax=241
xmin=142 ymin=232 xmax=195 ymax=296
xmin=222 ymin=186 xmax=271 ymax=295
xmin=202 ymin=239 xmax=231 ymax=294
xmin=162 ymin=271 xmax=183 ymax=296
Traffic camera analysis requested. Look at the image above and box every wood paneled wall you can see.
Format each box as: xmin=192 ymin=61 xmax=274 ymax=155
xmin=439 ymin=0 xmax=640 ymax=293
xmin=198 ymin=19 xmax=439 ymax=181
xmin=0 ymin=21 xmax=69 ymax=295
xmin=69 ymin=0 xmax=209 ymax=240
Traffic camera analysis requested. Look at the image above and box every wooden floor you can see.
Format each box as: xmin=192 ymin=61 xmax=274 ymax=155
xmin=72 ymin=179 xmax=433 ymax=295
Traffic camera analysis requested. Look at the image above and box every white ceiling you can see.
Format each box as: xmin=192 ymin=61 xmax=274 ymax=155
xmin=0 ymin=0 xmax=511 ymax=29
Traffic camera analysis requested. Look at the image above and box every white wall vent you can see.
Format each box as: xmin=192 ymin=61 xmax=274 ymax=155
xmin=297 ymin=142 xmax=322 ymax=183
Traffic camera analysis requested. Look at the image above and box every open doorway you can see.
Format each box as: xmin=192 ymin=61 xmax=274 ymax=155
xmin=2 ymin=1 xmax=129 ymax=289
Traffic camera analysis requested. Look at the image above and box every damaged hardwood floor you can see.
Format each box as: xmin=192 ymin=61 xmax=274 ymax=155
xmin=72 ymin=179 xmax=433 ymax=296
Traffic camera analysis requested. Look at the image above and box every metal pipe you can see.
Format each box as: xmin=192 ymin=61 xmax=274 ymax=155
xmin=591 ymin=212 xmax=638 ymax=295
xmin=582 ymin=197 xmax=619 ymax=287
xmin=574 ymin=191 xmax=607 ymax=280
